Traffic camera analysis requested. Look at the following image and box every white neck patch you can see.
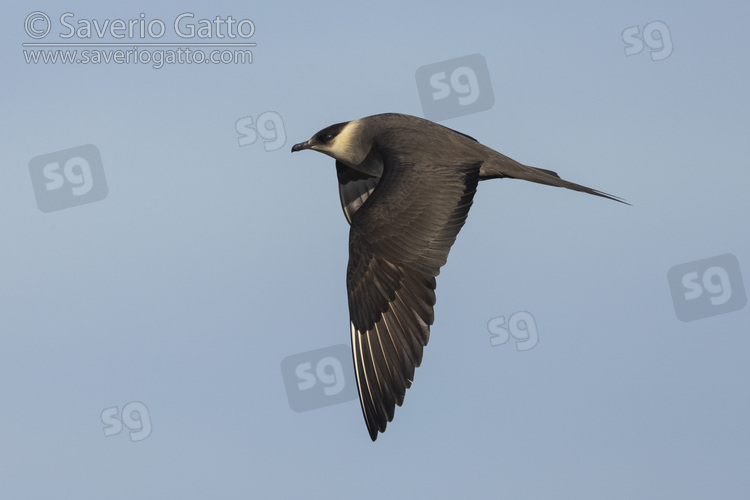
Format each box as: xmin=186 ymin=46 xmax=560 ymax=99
xmin=327 ymin=119 xmax=363 ymax=164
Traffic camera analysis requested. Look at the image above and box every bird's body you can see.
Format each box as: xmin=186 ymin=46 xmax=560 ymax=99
xmin=291 ymin=113 xmax=625 ymax=441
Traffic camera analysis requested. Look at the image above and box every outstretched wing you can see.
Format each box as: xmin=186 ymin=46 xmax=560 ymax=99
xmin=346 ymin=145 xmax=481 ymax=440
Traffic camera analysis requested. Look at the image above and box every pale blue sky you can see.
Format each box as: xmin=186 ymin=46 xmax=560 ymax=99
xmin=2 ymin=1 xmax=749 ymax=498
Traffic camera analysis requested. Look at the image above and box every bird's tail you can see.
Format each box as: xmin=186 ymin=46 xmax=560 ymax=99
xmin=480 ymin=154 xmax=629 ymax=205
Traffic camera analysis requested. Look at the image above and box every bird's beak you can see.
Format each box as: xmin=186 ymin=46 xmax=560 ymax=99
xmin=291 ymin=140 xmax=312 ymax=153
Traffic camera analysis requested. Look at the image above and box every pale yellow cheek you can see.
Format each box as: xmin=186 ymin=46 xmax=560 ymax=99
xmin=332 ymin=120 xmax=360 ymax=151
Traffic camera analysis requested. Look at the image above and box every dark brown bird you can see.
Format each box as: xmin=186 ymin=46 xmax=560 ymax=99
xmin=291 ymin=113 xmax=626 ymax=440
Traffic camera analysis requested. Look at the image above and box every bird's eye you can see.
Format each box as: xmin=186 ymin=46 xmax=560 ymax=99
xmin=321 ymin=132 xmax=334 ymax=142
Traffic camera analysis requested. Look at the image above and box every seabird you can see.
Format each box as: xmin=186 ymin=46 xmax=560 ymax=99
xmin=291 ymin=112 xmax=626 ymax=441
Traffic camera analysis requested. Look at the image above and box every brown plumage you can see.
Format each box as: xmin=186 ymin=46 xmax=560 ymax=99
xmin=291 ymin=113 xmax=626 ymax=440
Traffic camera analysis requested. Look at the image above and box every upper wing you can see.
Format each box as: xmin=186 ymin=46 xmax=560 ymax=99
xmin=346 ymin=145 xmax=481 ymax=440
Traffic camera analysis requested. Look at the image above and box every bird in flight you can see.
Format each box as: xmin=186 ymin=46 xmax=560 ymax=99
xmin=291 ymin=113 xmax=626 ymax=441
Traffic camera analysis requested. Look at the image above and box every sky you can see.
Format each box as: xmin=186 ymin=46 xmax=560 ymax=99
xmin=2 ymin=1 xmax=749 ymax=498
